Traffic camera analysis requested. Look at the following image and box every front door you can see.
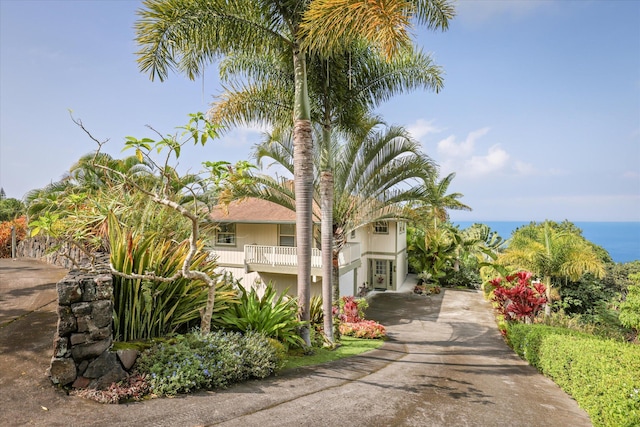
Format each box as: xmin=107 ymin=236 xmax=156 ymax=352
xmin=371 ymin=259 xmax=394 ymax=290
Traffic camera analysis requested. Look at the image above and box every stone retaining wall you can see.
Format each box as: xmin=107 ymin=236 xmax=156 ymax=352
xmin=47 ymin=260 xmax=138 ymax=389
xmin=16 ymin=236 xmax=93 ymax=269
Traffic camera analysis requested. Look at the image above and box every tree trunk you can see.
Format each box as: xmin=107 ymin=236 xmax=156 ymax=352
xmin=293 ymin=47 xmax=312 ymax=347
xmin=544 ymin=275 xmax=552 ymax=317
xmin=320 ymin=170 xmax=334 ymax=343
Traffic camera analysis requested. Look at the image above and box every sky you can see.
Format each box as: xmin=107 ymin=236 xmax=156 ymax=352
xmin=1 ymin=0 xmax=639 ymax=222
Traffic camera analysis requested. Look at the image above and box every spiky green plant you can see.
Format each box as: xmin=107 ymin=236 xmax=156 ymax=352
xmin=109 ymin=214 xmax=236 ymax=341
xmin=216 ymin=283 xmax=305 ymax=349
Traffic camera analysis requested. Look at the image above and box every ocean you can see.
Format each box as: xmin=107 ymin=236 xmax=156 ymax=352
xmin=453 ymin=221 xmax=640 ymax=264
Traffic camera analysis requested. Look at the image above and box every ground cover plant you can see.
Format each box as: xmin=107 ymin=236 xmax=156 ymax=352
xmin=136 ymin=330 xmax=283 ymax=396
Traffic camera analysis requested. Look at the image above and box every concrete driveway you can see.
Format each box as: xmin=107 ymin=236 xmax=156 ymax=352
xmin=0 ymin=259 xmax=592 ymax=426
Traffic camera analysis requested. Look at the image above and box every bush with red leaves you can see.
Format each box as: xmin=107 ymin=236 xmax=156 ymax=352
xmin=489 ymin=271 xmax=547 ymax=323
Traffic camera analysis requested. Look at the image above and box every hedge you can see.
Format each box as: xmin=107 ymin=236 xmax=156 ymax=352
xmin=506 ymin=323 xmax=640 ymax=427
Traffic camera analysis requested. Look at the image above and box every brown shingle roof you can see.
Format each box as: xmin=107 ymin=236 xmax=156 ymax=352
xmin=210 ymin=198 xmax=299 ymax=223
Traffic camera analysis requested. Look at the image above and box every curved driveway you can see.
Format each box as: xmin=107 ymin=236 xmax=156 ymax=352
xmin=0 ymin=259 xmax=591 ymax=426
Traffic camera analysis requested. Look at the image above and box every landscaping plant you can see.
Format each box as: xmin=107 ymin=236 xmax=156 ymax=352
xmin=488 ymin=271 xmax=547 ymax=324
xmin=335 ymin=296 xmax=386 ymax=339
xmin=216 ymin=283 xmax=305 ymax=349
xmin=0 ymin=216 xmax=26 ymax=258
xmin=109 ymin=213 xmax=236 ymax=341
xmin=136 ymin=330 xmax=283 ymax=396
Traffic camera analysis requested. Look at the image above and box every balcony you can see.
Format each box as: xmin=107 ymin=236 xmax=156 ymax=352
xmin=243 ymin=242 xmax=361 ymax=276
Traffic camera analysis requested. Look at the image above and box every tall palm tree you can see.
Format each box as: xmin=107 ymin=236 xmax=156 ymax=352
xmin=211 ymin=45 xmax=444 ymax=342
xmin=135 ymin=0 xmax=454 ymax=345
xmin=498 ymin=220 xmax=606 ymax=316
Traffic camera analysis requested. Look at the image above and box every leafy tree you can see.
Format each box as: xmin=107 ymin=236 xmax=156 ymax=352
xmin=0 ymin=197 xmax=25 ymax=222
xmin=135 ymin=0 xmax=455 ymax=347
xmin=498 ymin=220 xmax=606 ymax=316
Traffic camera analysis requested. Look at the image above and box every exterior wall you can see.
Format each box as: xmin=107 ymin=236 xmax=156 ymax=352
xmin=212 ymin=220 xmax=408 ymax=297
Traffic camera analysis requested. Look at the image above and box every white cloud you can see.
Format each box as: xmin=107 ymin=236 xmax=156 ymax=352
xmin=407 ymin=119 xmax=442 ymax=140
xmin=465 ymin=144 xmax=510 ymax=176
xmin=437 ymin=127 xmax=489 ymax=158
xmin=513 ymin=160 xmax=536 ymax=175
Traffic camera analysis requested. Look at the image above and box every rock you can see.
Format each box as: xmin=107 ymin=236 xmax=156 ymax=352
xmin=57 ymin=279 xmax=82 ymax=305
xmin=57 ymin=306 xmax=77 ymax=336
xmin=71 ymin=337 xmax=112 ymax=360
xmin=49 ymin=357 xmax=77 ymax=385
xmin=117 ymin=349 xmax=139 ymax=370
xmin=91 ymin=300 xmax=112 ymax=328
xmin=85 ymin=352 xmax=127 ymax=389
xmin=52 ymin=334 xmax=69 ymax=358
xmin=72 ymin=376 xmax=91 ymax=389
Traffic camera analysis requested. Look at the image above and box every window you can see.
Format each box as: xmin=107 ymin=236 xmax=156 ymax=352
xmin=398 ymin=222 xmax=405 ymax=234
xmin=216 ymin=223 xmax=236 ymax=246
xmin=350 ymin=229 xmax=356 ymax=239
xmin=374 ymin=221 xmax=388 ymax=234
xmin=279 ymin=224 xmax=296 ymax=247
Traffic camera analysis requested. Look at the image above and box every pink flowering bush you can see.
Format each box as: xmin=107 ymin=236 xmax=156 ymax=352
xmin=334 ymin=296 xmax=386 ymax=339
xmin=489 ymin=271 xmax=547 ymax=324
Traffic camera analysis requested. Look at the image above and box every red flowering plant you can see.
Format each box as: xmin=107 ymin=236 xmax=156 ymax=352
xmin=488 ymin=271 xmax=547 ymax=324
xmin=334 ymin=296 xmax=386 ymax=339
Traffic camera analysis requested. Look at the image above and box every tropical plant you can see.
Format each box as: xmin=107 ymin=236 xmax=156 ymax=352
xmin=109 ymin=213 xmax=236 ymax=341
xmin=0 ymin=197 xmax=25 ymax=222
xmin=232 ymin=118 xmax=436 ymax=297
xmin=216 ymin=283 xmax=305 ymax=349
xmin=488 ymin=271 xmax=547 ymax=324
xmin=497 ymin=221 xmax=606 ymax=316
xmin=135 ymin=0 xmax=455 ymax=347
xmin=213 ymin=40 xmax=445 ymax=344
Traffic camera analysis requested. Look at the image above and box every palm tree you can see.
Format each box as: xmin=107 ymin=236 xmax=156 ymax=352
xmin=498 ymin=220 xmax=606 ymax=316
xmin=411 ymin=171 xmax=471 ymax=232
xmin=230 ymin=117 xmax=435 ymax=298
xmin=211 ymin=45 xmax=444 ymax=342
xmin=135 ymin=0 xmax=454 ymax=345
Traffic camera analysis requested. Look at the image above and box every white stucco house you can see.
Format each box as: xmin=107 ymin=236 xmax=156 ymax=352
xmin=209 ymin=198 xmax=408 ymax=297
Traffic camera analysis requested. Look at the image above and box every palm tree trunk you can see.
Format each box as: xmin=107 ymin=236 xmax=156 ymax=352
xmin=544 ymin=275 xmax=552 ymax=317
xmin=320 ymin=170 xmax=334 ymax=343
xmin=293 ymin=47 xmax=312 ymax=347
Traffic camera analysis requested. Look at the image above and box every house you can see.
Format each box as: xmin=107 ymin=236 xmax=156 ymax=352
xmin=209 ymin=198 xmax=408 ymax=297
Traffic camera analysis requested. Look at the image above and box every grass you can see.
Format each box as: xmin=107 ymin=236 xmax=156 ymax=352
xmin=282 ymin=336 xmax=385 ymax=370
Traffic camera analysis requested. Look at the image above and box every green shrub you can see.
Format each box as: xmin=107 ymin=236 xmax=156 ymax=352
xmin=506 ymin=323 xmax=581 ymax=368
xmin=137 ymin=330 xmax=282 ymax=396
xmin=619 ymin=284 xmax=640 ymax=333
xmin=506 ymin=323 xmax=640 ymax=426
xmin=215 ymin=283 xmax=305 ymax=349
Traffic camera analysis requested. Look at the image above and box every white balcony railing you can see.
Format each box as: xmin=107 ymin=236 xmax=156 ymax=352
xmin=244 ymin=242 xmax=360 ymax=269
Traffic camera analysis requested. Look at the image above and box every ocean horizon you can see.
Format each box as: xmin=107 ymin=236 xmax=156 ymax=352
xmin=453 ymin=221 xmax=640 ymax=264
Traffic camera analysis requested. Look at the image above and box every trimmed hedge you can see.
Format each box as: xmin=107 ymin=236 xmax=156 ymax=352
xmin=506 ymin=324 xmax=640 ymax=427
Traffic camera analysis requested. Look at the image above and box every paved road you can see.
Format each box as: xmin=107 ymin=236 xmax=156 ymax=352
xmin=0 ymin=258 xmax=592 ymax=426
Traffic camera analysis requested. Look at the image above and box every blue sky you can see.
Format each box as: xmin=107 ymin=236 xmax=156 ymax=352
xmin=1 ymin=0 xmax=639 ymax=222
